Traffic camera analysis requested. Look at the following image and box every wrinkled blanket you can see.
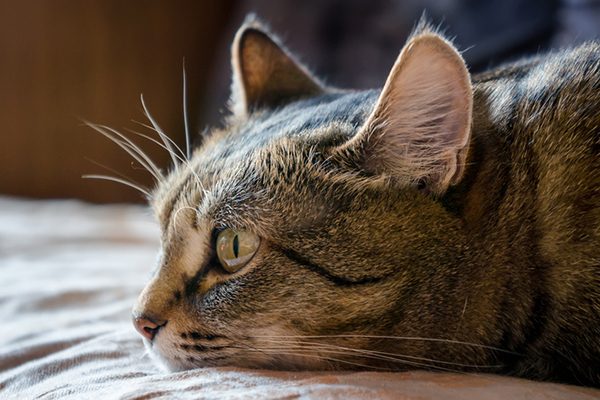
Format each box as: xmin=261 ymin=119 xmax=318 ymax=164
xmin=1 ymin=196 xmax=598 ymax=399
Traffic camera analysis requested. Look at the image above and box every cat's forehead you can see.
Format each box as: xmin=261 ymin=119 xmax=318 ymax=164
xmin=151 ymin=90 xmax=378 ymax=226
xmin=205 ymin=90 xmax=378 ymax=164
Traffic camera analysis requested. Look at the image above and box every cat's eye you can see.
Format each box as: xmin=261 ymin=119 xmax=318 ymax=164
xmin=216 ymin=229 xmax=260 ymax=273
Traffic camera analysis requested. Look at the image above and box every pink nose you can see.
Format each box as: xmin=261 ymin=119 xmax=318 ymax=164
xmin=133 ymin=315 xmax=166 ymax=341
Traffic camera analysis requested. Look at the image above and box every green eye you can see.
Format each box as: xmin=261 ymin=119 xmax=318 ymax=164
xmin=216 ymin=229 xmax=260 ymax=273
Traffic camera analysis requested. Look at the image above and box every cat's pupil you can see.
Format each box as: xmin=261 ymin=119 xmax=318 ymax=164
xmin=233 ymin=234 xmax=239 ymax=258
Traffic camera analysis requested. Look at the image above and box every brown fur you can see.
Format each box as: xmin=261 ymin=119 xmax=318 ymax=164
xmin=129 ymin=17 xmax=600 ymax=386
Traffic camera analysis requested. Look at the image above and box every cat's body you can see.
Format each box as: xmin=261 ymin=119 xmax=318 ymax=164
xmin=449 ymin=45 xmax=600 ymax=383
xmin=125 ymin=19 xmax=599 ymax=386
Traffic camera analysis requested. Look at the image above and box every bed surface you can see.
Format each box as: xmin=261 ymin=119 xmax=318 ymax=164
xmin=1 ymin=196 xmax=598 ymax=400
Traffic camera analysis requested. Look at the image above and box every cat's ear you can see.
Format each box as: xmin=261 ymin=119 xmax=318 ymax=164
xmin=229 ymin=16 xmax=325 ymax=117
xmin=339 ymin=30 xmax=473 ymax=194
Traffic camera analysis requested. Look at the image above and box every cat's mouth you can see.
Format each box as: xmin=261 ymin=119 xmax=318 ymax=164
xmin=149 ymin=336 xmax=279 ymax=371
xmin=143 ymin=325 xmax=237 ymax=371
xmin=144 ymin=325 xmax=330 ymax=372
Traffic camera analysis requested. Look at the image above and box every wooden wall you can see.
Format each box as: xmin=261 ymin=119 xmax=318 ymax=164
xmin=0 ymin=1 xmax=234 ymax=203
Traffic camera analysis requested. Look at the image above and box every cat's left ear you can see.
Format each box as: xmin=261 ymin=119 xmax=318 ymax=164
xmin=229 ymin=17 xmax=325 ymax=117
xmin=338 ymin=30 xmax=473 ymax=195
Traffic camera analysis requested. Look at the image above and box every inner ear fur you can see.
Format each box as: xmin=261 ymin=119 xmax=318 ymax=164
xmin=230 ymin=18 xmax=325 ymax=117
xmin=339 ymin=30 xmax=473 ymax=194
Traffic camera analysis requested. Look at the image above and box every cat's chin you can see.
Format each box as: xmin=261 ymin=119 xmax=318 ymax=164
xmin=149 ymin=350 xmax=183 ymax=372
xmin=141 ymin=333 xmax=196 ymax=372
xmin=144 ymin=341 xmax=194 ymax=372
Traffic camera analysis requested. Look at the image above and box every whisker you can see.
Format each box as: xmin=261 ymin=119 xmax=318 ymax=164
xmin=253 ymin=334 xmax=520 ymax=355
xmin=236 ymin=346 xmax=393 ymax=371
xmin=96 ymin=123 xmax=164 ymax=181
xmin=82 ymin=174 xmax=151 ymax=197
xmin=140 ymin=94 xmax=181 ymax=168
xmin=172 ymin=206 xmax=199 ymax=231
xmin=182 ymin=59 xmax=192 ymax=160
xmin=125 ymin=127 xmax=207 ymax=195
xmin=256 ymin=340 xmax=502 ymax=370
xmin=132 ymin=120 xmax=186 ymax=161
xmin=254 ymin=345 xmax=461 ymax=373
xmin=131 ymin=162 xmax=149 ymax=172
xmin=126 ymin=128 xmax=187 ymax=165
xmin=181 ymin=165 xmax=208 ymax=200
xmin=360 ymin=348 xmax=502 ymax=369
xmin=231 ymin=341 xmax=294 ymax=370
xmin=84 ymin=157 xmax=147 ymax=190
xmin=84 ymin=122 xmax=163 ymax=182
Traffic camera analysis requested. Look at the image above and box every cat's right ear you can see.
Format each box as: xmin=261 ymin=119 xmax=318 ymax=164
xmin=336 ymin=29 xmax=473 ymax=195
xmin=229 ymin=16 xmax=325 ymax=117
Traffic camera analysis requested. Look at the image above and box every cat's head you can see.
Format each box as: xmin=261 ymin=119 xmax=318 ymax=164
xmin=132 ymin=16 xmax=474 ymax=372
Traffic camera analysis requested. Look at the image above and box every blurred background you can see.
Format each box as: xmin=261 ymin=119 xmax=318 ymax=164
xmin=1 ymin=0 xmax=598 ymax=203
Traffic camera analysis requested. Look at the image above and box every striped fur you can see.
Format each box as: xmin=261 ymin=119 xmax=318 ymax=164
xmin=130 ymin=19 xmax=600 ymax=386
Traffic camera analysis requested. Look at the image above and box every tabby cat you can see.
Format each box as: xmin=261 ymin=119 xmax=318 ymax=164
xmin=119 ymin=17 xmax=599 ymax=386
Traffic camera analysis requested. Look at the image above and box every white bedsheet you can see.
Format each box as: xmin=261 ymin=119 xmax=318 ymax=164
xmin=0 ymin=196 xmax=598 ymax=399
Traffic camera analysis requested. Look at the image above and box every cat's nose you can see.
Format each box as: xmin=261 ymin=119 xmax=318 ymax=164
xmin=133 ymin=314 xmax=167 ymax=341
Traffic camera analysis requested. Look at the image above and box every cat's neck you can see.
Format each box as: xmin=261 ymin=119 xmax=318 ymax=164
xmin=442 ymin=80 xmax=536 ymax=240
